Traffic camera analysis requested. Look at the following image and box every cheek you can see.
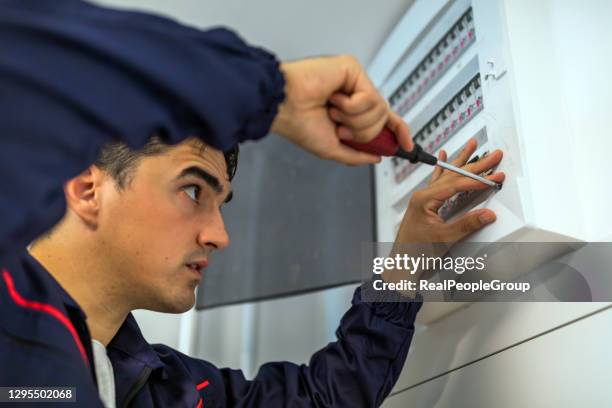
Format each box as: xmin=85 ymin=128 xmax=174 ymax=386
xmin=102 ymin=192 xmax=199 ymax=267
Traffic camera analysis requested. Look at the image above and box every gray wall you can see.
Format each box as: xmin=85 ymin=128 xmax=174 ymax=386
xmin=196 ymin=135 xmax=373 ymax=308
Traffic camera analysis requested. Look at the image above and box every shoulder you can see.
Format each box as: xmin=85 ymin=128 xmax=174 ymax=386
xmin=150 ymin=344 xmax=226 ymax=406
xmin=151 ymin=343 xmax=219 ymax=374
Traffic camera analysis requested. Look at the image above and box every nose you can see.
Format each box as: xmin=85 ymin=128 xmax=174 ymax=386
xmin=197 ymin=209 xmax=230 ymax=251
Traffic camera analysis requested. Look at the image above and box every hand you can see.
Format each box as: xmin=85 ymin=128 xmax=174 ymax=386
xmin=395 ymin=139 xmax=505 ymax=245
xmin=271 ymin=55 xmax=412 ymax=165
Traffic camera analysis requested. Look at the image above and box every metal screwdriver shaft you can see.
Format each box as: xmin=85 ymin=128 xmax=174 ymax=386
xmin=341 ymin=127 xmax=502 ymax=190
xmin=436 ymin=160 xmax=501 ymax=189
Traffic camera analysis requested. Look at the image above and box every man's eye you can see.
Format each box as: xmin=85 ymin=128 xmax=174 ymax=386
xmin=183 ymin=185 xmax=201 ymax=202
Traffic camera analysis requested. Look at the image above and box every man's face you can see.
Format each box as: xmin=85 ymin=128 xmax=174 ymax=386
xmin=96 ymin=138 xmax=231 ymax=313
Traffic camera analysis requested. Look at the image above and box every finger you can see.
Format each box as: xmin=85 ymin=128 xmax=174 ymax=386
xmin=329 ymin=91 xmax=377 ymax=115
xmin=450 ymin=138 xmax=478 ymax=167
xmin=337 ymin=125 xmax=354 ymax=141
xmin=438 ymin=171 xmax=506 ymax=197
xmin=461 ymin=149 xmax=503 ymax=175
xmin=423 ymin=172 xmax=506 ymax=212
xmin=445 ymin=209 xmax=497 ymax=242
xmin=328 ymin=103 xmax=387 ymax=132
xmin=429 ymin=150 xmax=447 ymax=184
xmin=328 ymin=142 xmax=382 ymax=166
xmin=349 ymin=114 xmax=389 ymax=143
xmin=386 ymin=111 xmax=413 ymax=152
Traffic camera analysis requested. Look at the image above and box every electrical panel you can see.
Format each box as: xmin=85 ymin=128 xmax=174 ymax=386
xmin=368 ymin=0 xmax=612 ymax=322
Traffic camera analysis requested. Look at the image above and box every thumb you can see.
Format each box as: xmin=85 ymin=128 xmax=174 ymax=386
xmin=386 ymin=111 xmax=413 ymax=152
xmin=447 ymin=209 xmax=496 ymax=241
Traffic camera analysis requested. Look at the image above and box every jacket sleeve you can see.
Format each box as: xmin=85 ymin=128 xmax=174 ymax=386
xmin=177 ymin=286 xmax=422 ymax=408
xmin=0 ymin=0 xmax=285 ymax=258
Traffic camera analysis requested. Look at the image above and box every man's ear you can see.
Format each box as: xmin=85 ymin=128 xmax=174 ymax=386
xmin=64 ymin=165 xmax=106 ymax=228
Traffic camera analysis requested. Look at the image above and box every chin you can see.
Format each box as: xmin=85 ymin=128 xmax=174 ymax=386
xmin=151 ymin=291 xmax=196 ymax=314
xmin=171 ymin=296 xmax=196 ymax=313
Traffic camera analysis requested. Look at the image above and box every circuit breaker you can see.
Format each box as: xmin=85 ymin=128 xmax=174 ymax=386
xmin=369 ymin=0 xmax=612 ymax=322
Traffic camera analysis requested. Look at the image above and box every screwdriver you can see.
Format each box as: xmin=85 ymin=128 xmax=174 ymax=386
xmin=343 ymin=127 xmax=502 ymax=190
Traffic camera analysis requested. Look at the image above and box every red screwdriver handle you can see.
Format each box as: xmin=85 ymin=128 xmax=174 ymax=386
xmin=341 ymin=127 xmax=399 ymax=157
xmin=341 ymin=127 xmax=437 ymax=165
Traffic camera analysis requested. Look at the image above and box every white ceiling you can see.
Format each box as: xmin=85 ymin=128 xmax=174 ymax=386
xmin=93 ymin=0 xmax=414 ymax=66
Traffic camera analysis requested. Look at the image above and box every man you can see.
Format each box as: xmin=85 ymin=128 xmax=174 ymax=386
xmin=0 ymin=0 xmax=505 ymax=407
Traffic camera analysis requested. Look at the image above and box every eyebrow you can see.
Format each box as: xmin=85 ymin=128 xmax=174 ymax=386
xmin=177 ymin=166 xmax=233 ymax=203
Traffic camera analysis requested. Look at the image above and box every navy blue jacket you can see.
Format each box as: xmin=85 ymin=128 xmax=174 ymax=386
xmin=0 ymin=1 xmax=422 ymax=407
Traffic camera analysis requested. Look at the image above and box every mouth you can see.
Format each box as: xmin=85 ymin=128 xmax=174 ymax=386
xmin=185 ymin=259 xmax=208 ymax=278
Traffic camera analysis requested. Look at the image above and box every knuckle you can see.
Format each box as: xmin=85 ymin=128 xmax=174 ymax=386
xmin=410 ymin=190 xmax=425 ymax=205
xmin=461 ymin=218 xmax=480 ymax=234
xmin=425 ymin=222 xmax=447 ymax=242
xmin=371 ymin=93 xmax=382 ymax=107
xmin=349 ymin=95 xmax=364 ymax=112
xmin=342 ymin=54 xmax=359 ymax=67
xmin=431 ymin=230 xmax=446 ymax=243
xmin=439 ymin=186 xmax=455 ymax=198
xmin=425 ymin=216 xmax=440 ymax=228
xmin=460 ymin=222 xmax=473 ymax=235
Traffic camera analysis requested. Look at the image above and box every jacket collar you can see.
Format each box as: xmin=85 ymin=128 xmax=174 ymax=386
xmin=107 ymin=313 xmax=168 ymax=406
xmin=108 ymin=313 xmax=165 ymax=373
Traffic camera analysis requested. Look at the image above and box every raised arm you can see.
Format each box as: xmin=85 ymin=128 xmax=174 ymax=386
xmin=0 ymin=0 xmax=284 ymax=256
xmin=167 ymin=286 xmax=420 ymax=408
xmin=169 ymin=142 xmax=505 ymax=408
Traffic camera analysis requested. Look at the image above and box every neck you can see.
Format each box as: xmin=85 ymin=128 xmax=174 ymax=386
xmin=29 ymin=232 xmax=130 ymax=346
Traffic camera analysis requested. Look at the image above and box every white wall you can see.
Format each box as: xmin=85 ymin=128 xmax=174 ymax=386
xmin=383 ymin=305 xmax=612 ymax=407
xmin=131 ymin=309 xmax=181 ymax=346
xmin=93 ymin=0 xmax=415 ymax=63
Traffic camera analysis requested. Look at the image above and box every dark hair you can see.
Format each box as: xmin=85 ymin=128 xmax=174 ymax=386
xmin=95 ymin=136 xmax=239 ymax=189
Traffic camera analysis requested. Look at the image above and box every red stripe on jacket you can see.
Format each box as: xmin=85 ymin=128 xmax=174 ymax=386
xmin=2 ymin=269 xmax=89 ymax=366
